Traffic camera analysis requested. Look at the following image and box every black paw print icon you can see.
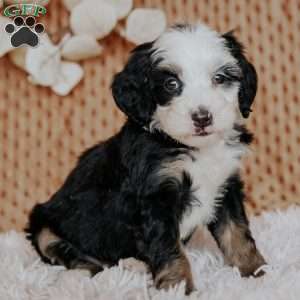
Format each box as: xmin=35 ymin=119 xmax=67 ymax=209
xmin=5 ymin=16 xmax=45 ymax=47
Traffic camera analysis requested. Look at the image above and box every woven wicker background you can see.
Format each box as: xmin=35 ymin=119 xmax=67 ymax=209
xmin=0 ymin=0 xmax=299 ymax=231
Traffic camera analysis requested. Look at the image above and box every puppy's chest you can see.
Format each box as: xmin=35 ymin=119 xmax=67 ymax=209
xmin=164 ymin=143 xmax=244 ymax=239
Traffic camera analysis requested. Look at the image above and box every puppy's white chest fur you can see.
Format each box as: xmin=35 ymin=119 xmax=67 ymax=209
xmin=163 ymin=141 xmax=246 ymax=240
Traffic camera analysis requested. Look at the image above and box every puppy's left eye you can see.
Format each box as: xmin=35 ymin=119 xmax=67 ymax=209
xmin=213 ymin=74 xmax=228 ymax=85
xmin=164 ymin=77 xmax=181 ymax=93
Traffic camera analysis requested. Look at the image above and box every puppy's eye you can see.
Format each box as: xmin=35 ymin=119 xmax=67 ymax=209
xmin=164 ymin=77 xmax=180 ymax=93
xmin=213 ymin=74 xmax=227 ymax=85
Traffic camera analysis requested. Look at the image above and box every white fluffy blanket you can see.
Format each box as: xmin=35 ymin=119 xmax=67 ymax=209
xmin=1 ymin=206 xmax=300 ymax=300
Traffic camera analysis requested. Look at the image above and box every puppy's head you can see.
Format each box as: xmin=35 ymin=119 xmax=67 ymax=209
xmin=112 ymin=24 xmax=257 ymax=147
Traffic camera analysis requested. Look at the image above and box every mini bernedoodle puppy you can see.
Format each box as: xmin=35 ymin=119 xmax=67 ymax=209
xmin=27 ymin=23 xmax=266 ymax=294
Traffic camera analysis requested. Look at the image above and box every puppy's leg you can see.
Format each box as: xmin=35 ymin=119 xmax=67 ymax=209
xmin=153 ymin=243 xmax=194 ymax=294
xmin=208 ymin=177 xmax=266 ymax=277
xmin=139 ymin=180 xmax=195 ymax=294
xmin=209 ymin=219 xmax=265 ymax=276
xmin=35 ymin=228 xmax=104 ymax=275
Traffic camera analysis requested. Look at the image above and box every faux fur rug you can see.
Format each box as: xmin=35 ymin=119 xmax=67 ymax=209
xmin=1 ymin=207 xmax=300 ymax=300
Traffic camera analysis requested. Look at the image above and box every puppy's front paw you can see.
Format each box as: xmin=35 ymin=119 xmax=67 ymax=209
xmin=154 ymin=256 xmax=194 ymax=295
xmin=238 ymin=250 xmax=266 ymax=278
xmin=155 ymin=274 xmax=195 ymax=295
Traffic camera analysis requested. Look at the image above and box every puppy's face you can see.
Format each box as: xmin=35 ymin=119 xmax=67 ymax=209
xmin=112 ymin=24 xmax=257 ymax=147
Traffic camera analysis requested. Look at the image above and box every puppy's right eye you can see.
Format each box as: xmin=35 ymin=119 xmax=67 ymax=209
xmin=164 ymin=77 xmax=181 ymax=93
xmin=213 ymin=74 xmax=227 ymax=85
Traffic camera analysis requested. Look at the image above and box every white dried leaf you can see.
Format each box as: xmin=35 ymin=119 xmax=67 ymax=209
xmin=63 ymin=0 xmax=82 ymax=11
xmin=70 ymin=0 xmax=117 ymax=39
xmin=8 ymin=48 xmax=27 ymax=71
xmin=61 ymin=35 xmax=102 ymax=61
xmin=103 ymin=0 xmax=133 ymax=20
xmin=52 ymin=62 xmax=84 ymax=96
xmin=25 ymin=35 xmax=61 ymax=86
xmin=0 ymin=16 xmax=13 ymax=57
xmin=125 ymin=8 xmax=167 ymax=44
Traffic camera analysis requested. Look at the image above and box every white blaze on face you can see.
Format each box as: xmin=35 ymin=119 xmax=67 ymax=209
xmin=151 ymin=24 xmax=243 ymax=148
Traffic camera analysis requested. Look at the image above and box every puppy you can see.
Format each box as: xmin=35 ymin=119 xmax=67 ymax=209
xmin=26 ymin=24 xmax=265 ymax=294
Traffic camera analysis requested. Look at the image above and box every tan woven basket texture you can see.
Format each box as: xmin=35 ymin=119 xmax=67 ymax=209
xmin=0 ymin=0 xmax=300 ymax=231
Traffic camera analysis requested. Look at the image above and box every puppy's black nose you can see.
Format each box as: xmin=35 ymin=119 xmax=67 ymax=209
xmin=191 ymin=108 xmax=213 ymax=128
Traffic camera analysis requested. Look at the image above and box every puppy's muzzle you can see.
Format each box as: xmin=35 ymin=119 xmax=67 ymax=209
xmin=191 ymin=107 xmax=213 ymax=129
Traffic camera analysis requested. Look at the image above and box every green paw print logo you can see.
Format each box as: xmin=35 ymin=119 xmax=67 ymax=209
xmin=2 ymin=2 xmax=47 ymax=48
xmin=5 ymin=16 xmax=45 ymax=47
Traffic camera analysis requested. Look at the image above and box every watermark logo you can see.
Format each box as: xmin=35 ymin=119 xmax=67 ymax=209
xmin=2 ymin=2 xmax=47 ymax=48
xmin=3 ymin=3 xmax=46 ymax=17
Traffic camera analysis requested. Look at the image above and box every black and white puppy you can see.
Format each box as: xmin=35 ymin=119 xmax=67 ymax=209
xmin=27 ymin=24 xmax=265 ymax=294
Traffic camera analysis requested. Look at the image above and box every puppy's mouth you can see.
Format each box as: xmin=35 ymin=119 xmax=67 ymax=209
xmin=193 ymin=127 xmax=213 ymax=137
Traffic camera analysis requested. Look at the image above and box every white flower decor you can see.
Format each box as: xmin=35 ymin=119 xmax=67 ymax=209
xmin=8 ymin=34 xmax=84 ymax=96
xmin=105 ymin=0 xmax=133 ymax=20
xmin=26 ymin=35 xmax=61 ymax=87
xmin=0 ymin=17 xmax=13 ymax=57
xmin=51 ymin=61 xmax=84 ymax=96
xmin=70 ymin=0 xmax=117 ymax=39
xmin=124 ymin=8 xmax=167 ymax=45
xmin=61 ymin=35 xmax=103 ymax=61
xmin=63 ymin=0 xmax=81 ymax=11
xmin=3 ymin=0 xmax=167 ymax=96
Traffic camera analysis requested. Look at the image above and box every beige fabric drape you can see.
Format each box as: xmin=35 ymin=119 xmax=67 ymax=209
xmin=0 ymin=0 xmax=299 ymax=231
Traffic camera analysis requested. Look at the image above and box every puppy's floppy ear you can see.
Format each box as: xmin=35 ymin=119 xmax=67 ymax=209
xmin=222 ymin=31 xmax=257 ymax=118
xmin=111 ymin=42 xmax=157 ymax=126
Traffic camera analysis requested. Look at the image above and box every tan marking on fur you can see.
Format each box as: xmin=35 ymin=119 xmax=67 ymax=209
xmin=70 ymin=261 xmax=104 ymax=276
xmin=37 ymin=228 xmax=60 ymax=257
xmin=219 ymin=221 xmax=266 ymax=276
xmin=120 ymin=258 xmax=149 ymax=273
xmin=154 ymin=246 xmax=194 ymax=294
